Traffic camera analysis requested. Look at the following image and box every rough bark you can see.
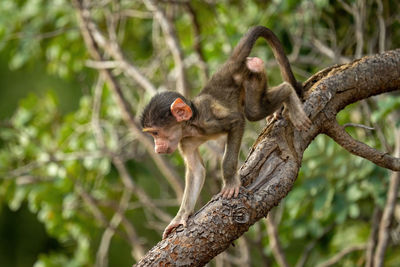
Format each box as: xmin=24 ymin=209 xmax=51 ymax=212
xmin=135 ymin=49 xmax=400 ymax=266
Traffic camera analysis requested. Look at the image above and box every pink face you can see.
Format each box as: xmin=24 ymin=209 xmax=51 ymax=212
xmin=142 ymin=97 xmax=192 ymax=154
xmin=144 ymin=124 xmax=183 ymax=154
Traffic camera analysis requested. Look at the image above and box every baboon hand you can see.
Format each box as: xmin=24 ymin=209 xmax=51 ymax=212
xmin=220 ymin=179 xmax=241 ymax=199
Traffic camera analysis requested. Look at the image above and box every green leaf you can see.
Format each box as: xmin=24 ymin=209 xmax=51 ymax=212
xmin=9 ymin=186 xmax=27 ymax=211
xmin=346 ymin=184 xmax=363 ymax=202
xmin=12 ymin=107 xmax=32 ymax=127
xmin=349 ymin=203 xmax=360 ymax=218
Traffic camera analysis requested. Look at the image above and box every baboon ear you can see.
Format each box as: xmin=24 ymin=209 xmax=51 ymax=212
xmin=170 ymin=98 xmax=192 ymax=122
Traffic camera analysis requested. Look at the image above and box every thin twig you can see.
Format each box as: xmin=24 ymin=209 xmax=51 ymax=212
xmin=120 ymin=9 xmax=153 ymax=19
xmin=75 ymin=180 xmax=108 ymax=225
xmin=244 ymin=231 xmax=271 ymax=267
xmin=5 ymin=27 xmax=74 ymax=41
xmin=86 ymin=60 xmax=121 ymax=69
xmin=91 ymin=75 xmax=106 ymax=147
xmin=90 ymin=77 xmax=158 ymax=261
xmin=311 ymin=38 xmax=350 ymax=64
xmin=80 ymin=3 xmax=157 ymax=95
xmin=338 ymin=0 xmax=353 ymax=14
xmin=184 ymin=2 xmax=209 ymax=83
xmin=323 ymin=120 xmax=400 ymax=171
xmin=361 ymin=100 xmax=391 ymax=153
xmin=6 ymin=150 xmax=110 ymax=178
xmin=112 ymin=156 xmax=172 ymax=223
xmin=295 ymin=224 xmax=334 ymax=267
xmin=223 ymin=238 xmax=250 ymax=266
xmin=72 ymin=0 xmax=184 ymax=199
xmin=265 ymin=214 xmax=290 ymax=267
xmin=96 ymin=188 xmax=135 ymax=267
xmin=354 ymin=0 xmax=365 ymax=58
xmin=365 ymin=207 xmax=382 ymax=267
xmin=143 ymin=0 xmax=188 ymax=97
xmin=343 ymin=122 xmax=374 ymax=130
xmin=373 ymin=126 xmax=400 ymax=267
xmin=338 ymin=0 xmax=365 ymax=58
xmin=375 ymin=0 xmax=386 ymax=53
xmin=317 ymin=244 xmax=367 ymax=267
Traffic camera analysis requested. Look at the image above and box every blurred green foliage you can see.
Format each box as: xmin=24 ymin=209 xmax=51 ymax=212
xmin=0 ymin=0 xmax=399 ymax=266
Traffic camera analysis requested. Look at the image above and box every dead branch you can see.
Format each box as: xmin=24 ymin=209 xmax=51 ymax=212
xmin=265 ymin=215 xmax=290 ymax=267
xmin=295 ymin=225 xmax=335 ymax=267
xmin=72 ymin=0 xmax=184 ymax=200
xmin=143 ymin=0 xmax=188 ymax=97
xmin=375 ymin=0 xmax=386 ymax=53
xmin=91 ymin=77 xmax=145 ymax=262
xmin=184 ymin=2 xmax=209 ymax=83
xmin=311 ymin=38 xmax=350 ymax=64
xmin=360 ymin=100 xmax=392 ymax=152
xmin=317 ymin=244 xmax=367 ymax=267
xmin=343 ymin=122 xmax=374 ymax=130
xmin=373 ymin=126 xmax=400 ymax=267
xmin=96 ymin=189 xmax=134 ymax=267
xmin=365 ymin=207 xmax=382 ymax=267
xmin=79 ymin=2 xmax=157 ymax=95
xmin=338 ymin=0 xmax=365 ymax=58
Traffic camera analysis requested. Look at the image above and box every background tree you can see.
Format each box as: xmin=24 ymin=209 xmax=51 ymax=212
xmin=0 ymin=0 xmax=399 ymax=266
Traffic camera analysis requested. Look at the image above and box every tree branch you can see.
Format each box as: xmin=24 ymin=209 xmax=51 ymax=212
xmin=143 ymin=0 xmax=188 ymax=96
xmin=80 ymin=2 xmax=157 ymax=95
xmin=72 ymin=0 xmax=184 ymax=200
xmin=265 ymin=215 xmax=290 ymax=267
xmin=343 ymin=122 xmax=374 ymax=130
xmin=295 ymin=224 xmax=335 ymax=267
xmin=311 ymin=38 xmax=350 ymax=64
xmin=373 ymin=126 xmax=400 ymax=267
xmin=365 ymin=207 xmax=382 ymax=267
xmin=184 ymin=2 xmax=209 ymax=83
xmin=96 ymin=188 xmax=134 ymax=267
xmin=91 ymin=77 xmax=146 ymax=262
xmin=375 ymin=0 xmax=386 ymax=53
xmin=135 ymin=49 xmax=400 ymax=266
xmin=317 ymin=244 xmax=367 ymax=267
xmin=323 ymin=120 xmax=400 ymax=171
xmin=361 ymin=100 xmax=392 ymax=153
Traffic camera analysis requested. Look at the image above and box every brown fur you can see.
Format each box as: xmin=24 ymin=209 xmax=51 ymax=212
xmin=140 ymin=26 xmax=311 ymax=239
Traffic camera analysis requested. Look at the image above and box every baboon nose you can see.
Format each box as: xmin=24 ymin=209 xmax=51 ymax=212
xmin=155 ymin=146 xmax=168 ymax=154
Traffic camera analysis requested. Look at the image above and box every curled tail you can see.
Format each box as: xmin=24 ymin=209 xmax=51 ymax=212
xmin=231 ymin=26 xmax=302 ymax=96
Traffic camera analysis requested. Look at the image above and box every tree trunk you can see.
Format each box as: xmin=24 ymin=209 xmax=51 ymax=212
xmin=135 ymin=49 xmax=400 ymax=266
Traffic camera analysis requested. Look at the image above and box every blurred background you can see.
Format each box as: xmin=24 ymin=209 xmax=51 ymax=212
xmin=0 ymin=0 xmax=399 ymax=266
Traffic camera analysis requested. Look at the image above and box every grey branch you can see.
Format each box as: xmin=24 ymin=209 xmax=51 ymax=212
xmin=375 ymin=0 xmax=386 ymax=53
xmin=96 ymin=189 xmax=134 ymax=267
xmin=78 ymin=2 xmax=157 ymax=95
xmin=143 ymin=0 xmax=188 ymax=96
xmin=295 ymin=224 xmax=334 ymax=267
xmin=72 ymin=0 xmax=184 ymax=199
xmin=184 ymin=2 xmax=209 ymax=83
xmin=343 ymin=122 xmax=374 ymax=130
xmin=317 ymin=244 xmax=367 ymax=267
xmin=311 ymin=38 xmax=350 ymax=64
xmin=373 ymin=127 xmax=400 ymax=267
xmin=91 ymin=77 xmax=146 ymax=263
xmin=265 ymin=215 xmax=290 ymax=267
xmin=365 ymin=207 xmax=382 ymax=267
